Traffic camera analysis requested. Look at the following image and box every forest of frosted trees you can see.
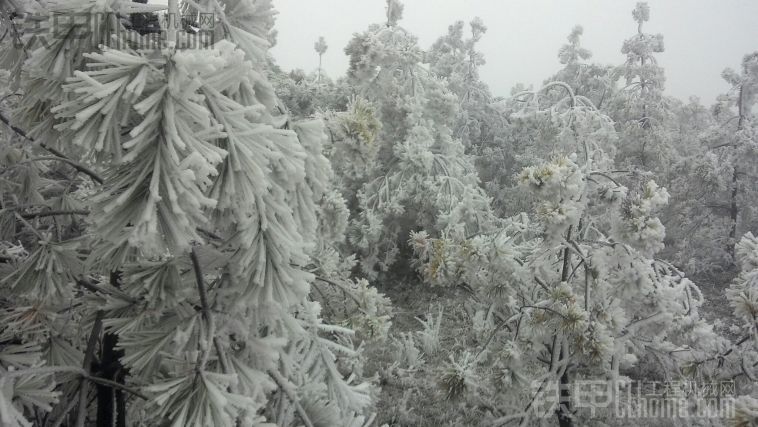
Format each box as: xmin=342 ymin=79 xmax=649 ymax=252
xmin=0 ymin=0 xmax=757 ymax=426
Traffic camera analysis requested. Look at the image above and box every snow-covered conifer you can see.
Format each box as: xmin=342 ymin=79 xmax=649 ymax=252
xmin=343 ymin=0 xmax=495 ymax=278
xmin=410 ymin=82 xmax=718 ymax=426
xmin=610 ymin=2 xmax=673 ymax=172
xmin=0 ymin=1 xmax=379 ymax=425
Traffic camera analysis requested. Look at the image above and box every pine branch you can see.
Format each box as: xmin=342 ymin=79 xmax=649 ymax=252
xmin=190 ymin=248 xmax=211 ymax=321
xmin=84 ymin=375 xmax=147 ymax=401
xmin=310 ymin=281 xmax=337 ymax=318
xmin=2 ymin=367 xmax=150 ymax=402
xmin=76 ymin=278 xmax=139 ymax=304
xmin=0 ymin=110 xmax=31 ymax=142
xmin=49 ymin=385 xmax=81 ymax=427
xmin=267 ymin=369 xmax=314 ymax=427
xmin=0 ymin=111 xmax=104 ymax=184
xmin=19 ymin=209 xmax=90 ymax=219
xmin=13 ymin=212 xmax=44 ymax=240
xmin=75 ymin=311 xmax=104 ymax=427
xmin=212 ymin=337 xmax=230 ymax=375
xmin=314 ymin=275 xmax=363 ymax=306
xmin=24 ymin=156 xmax=104 ymax=185
xmin=189 ymin=247 xmax=228 ymax=373
xmin=521 ymin=305 xmax=569 ymax=320
xmin=588 ymin=171 xmax=622 ymax=187
xmin=197 ymin=227 xmax=224 ymax=241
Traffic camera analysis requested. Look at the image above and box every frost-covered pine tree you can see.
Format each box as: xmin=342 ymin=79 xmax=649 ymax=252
xmin=661 ymin=53 xmax=758 ymax=272
xmin=718 ymin=232 xmax=758 ymax=420
xmin=410 ymin=82 xmax=719 ymax=426
xmin=271 ymin=37 xmax=349 ymax=119
xmin=609 ymin=2 xmax=673 ymax=173
xmin=425 ymin=17 xmax=498 ymax=152
xmin=473 ymin=27 xmax=618 ymax=220
xmin=322 ymin=97 xmax=382 ymax=213
xmin=0 ymin=0 xmax=379 ymax=425
xmin=656 ymin=95 xmax=732 ymax=273
xmin=706 ymin=53 xmax=758 ymax=257
xmin=546 ymin=26 xmax=614 ymax=109
xmin=271 ymin=66 xmax=350 ymax=119
xmin=314 ymin=36 xmax=327 ymax=83
xmin=475 ymin=69 xmax=616 ymax=219
xmin=343 ymin=0 xmax=495 ymax=278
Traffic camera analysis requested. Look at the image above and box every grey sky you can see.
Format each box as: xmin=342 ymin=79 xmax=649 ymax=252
xmin=271 ymin=0 xmax=758 ymax=104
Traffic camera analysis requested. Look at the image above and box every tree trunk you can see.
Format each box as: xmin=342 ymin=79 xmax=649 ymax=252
xmin=729 ymin=84 xmax=745 ymax=258
xmin=556 ymin=368 xmax=574 ymax=427
xmin=96 ymin=271 xmax=126 ymax=427
xmin=729 ymin=167 xmax=739 ymax=258
xmin=555 ymin=229 xmax=574 ymax=427
xmin=95 ymin=333 xmax=117 ymax=427
xmin=318 ymin=54 xmax=322 ymax=83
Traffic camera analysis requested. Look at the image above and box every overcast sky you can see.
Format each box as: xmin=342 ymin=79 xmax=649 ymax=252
xmin=271 ymin=0 xmax=758 ymax=104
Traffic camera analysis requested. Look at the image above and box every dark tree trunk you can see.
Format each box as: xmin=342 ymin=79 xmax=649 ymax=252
xmin=557 ymin=368 xmax=574 ymax=427
xmin=96 ymin=271 xmax=126 ymax=427
xmin=116 ymin=380 xmax=127 ymax=427
xmin=95 ymin=332 xmax=117 ymax=426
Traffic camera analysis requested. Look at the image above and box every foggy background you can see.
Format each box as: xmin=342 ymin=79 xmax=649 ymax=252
xmin=271 ymin=0 xmax=758 ymax=104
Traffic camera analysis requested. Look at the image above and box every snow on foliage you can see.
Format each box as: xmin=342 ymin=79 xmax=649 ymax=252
xmin=0 ymin=0 xmax=382 ymax=425
xmin=0 ymin=1 xmax=756 ymax=426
